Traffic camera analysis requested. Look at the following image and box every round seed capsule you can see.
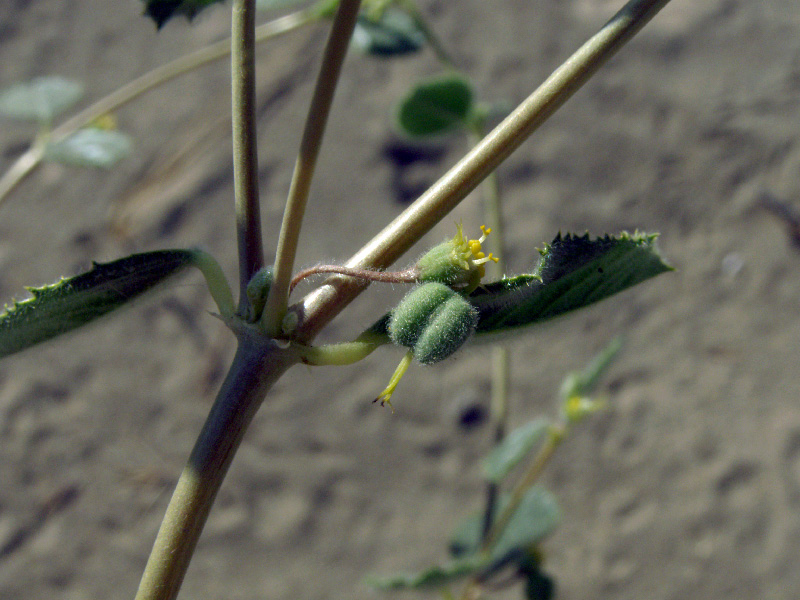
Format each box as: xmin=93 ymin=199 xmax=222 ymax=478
xmin=389 ymin=282 xmax=456 ymax=349
xmin=412 ymin=294 xmax=478 ymax=365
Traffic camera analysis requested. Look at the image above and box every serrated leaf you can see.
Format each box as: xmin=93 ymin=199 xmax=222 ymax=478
xmin=351 ymin=6 xmax=426 ymax=57
xmin=44 ymin=129 xmax=132 ymax=169
xmin=470 ymin=232 xmax=672 ymax=335
xmin=449 ymin=487 xmax=560 ymax=567
xmin=0 ymin=250 xmax=200 ymax=358
xmin=483 ymin=419 xmax=550 ymax=483
xmin=396 ymin=75 xmax=474 ymax=137
xmin=365 ymin=555 xmax=485 ymax=591
xmin=0 ymin=77 xmax=83 ymax=124
xmin=142 ymin=0 xmax=225 ymax=28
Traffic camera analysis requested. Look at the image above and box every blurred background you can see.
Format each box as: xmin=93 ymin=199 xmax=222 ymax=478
xmin=1 ymin=0 xmax=799 ymax=598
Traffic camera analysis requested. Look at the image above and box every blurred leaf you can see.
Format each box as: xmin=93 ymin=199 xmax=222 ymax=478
xmin=0 ymin=77 xmax=83 ymax=124
xmin=365 ymin=555 xmax=485 ymax=591
xmin=560 ymin=336 xmax=622 ymax=401
xmin=255 ymin=0 xmax=308 ymax=10
xmin=483 ymin=419 xmax=550 ymax=483
xmin=44 ymin=128 xmax=132 ymax=169
xmin=396 ymin=75 xmax=473 ymax=137
xmin=470 ymin=232 xmax=672 ymax=335
xmin=450 ymin=487 xmax=560 ymax=566
xmin=0 ymin=250 xmax=200 ymax=358
xmin=351 ymin=6 xmax=426 ymax=57
xmin=523 ymin=564 xmax=556 ymax=600
xmin=142 ymin=0 xmax=225 ymax=28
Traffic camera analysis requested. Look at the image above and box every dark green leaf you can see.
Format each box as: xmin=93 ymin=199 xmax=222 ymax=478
xmin=44 ymin=129 xmax=132 ymax=169
xmin=142 ymin=0 xmax=225 ymax=28
xmin=524 ymin=568 xmax=556 ymax=600
xmin=0 ymin=77 xmax=83 ymax=124
xmin=471 ymin=232 xmax=672 ymax=335
xmin=351 ymin=6 xmax=426 ymax=57
xmin=365 ymin=555 xmax=485 ymax=591
xmin=483 ymin=419 xmax=550 ymax=483
xmin=449 ymin=487 xmax=560 ymax=567
xmin=396 ymin=75 xmax=474 ymax=137
xmin=0 ymin=250 xmax=200 ymax=358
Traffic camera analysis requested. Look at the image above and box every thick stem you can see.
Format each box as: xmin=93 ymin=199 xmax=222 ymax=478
xmin=135 ymin=336 xmax=299 ymax=600
xmin=232 ymin=0 xmax=265 ymax=313
xmin=293 ymin=0 xmax=673 ymax=343
xmin=261 ymin=0 xmax=362 ymax=336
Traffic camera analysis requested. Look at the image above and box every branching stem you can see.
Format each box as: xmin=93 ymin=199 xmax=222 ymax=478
xmin=260 ymin=0 xmax=363 ymax=335
xmin=294 ymin=0 xmax=674 ymax=343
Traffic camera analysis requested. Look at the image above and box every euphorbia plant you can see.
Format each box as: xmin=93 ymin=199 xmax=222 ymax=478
xmin=0 ymin=0 xmax=674 ymax=598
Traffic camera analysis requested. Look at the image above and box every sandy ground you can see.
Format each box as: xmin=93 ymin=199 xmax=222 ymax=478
xmin=1 ymin=0 xmax=800 ymax=598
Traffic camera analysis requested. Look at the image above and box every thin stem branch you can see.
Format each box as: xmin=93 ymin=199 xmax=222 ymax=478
xmin=232 ymin=0 xmax=265 ymax=313
xmin=481 ymin=426 xmax=564 ymax=553
xmin=294 ymin=0 xmax=673 ymax=343
xmin=467 ymin=124 xmax=512 ymax=542
xmin=0 ymin=10 xmax=316 ymax=209
xmin=260 ymin=0 xmax=363 ymax=336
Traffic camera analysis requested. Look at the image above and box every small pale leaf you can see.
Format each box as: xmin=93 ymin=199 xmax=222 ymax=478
xmin=44 ymin=129 xmax=132 ymax=169
xmin=450 ymin=487 xmax=560 ymax=564
xmin=365 ymin=555 xmax=485 ymax=590
xmin=0 ymin=77 xmax=83 ymax=123
xmin=351 ymin=6 xmax=426 ymax=57
xmin=397 ymin=75 xmax=473 ymax=137
xmin=255 ymin=0 xmax=307 ymax=10
xmin=483 ymin=419 xmax=550 ymax=483
xmin=0 ymin=250 xmax=200 ymax=358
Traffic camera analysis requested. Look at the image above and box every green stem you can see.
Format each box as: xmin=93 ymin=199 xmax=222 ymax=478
xmin=232 ymin=0 xmax=265 ymax=314
xmin=134 ymin=335 xmax=299 ymax=600
xmin=467 ymin=123 xmax=512 ymax=542
xmin=261 ymin=0 xmax=363 ymax=336
xmin=481 ymin=425 xmax=565 ymax=553
xmin=293 ymin=0 xmax=674 ymax=343
xmin=0 ymin=9 xmax=317 ymax=209
xmin=294 ymin=331 xmax=388 ymax=366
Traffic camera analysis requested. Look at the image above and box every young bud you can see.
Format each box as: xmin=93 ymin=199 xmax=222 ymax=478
xmin=416 ymin=224 xmax=498 ymax=293
xmin=245 ymin=266 xmax=273 ymax=322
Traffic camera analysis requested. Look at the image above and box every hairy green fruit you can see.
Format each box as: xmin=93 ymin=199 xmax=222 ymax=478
xmin=389 ymin=282 xmax=455 ymax=349
xmin=388 ymin=282 xmax=478 ymax=365
xmin=412 ymin=294 xmax=478 ymax=365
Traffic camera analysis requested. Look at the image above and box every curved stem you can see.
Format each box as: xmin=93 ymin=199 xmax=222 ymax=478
xmin=293 ymin=0 xmax=674 ymax=343
xmin=290 ymin=265 xmax=418 ymax=293
xmin=232 ymin=0 xmax=265 ymax=313
xmin=260 ymin=0 xmax=363 ymax=336
xmin=0 ymin=9 xmax=317 ymax=209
